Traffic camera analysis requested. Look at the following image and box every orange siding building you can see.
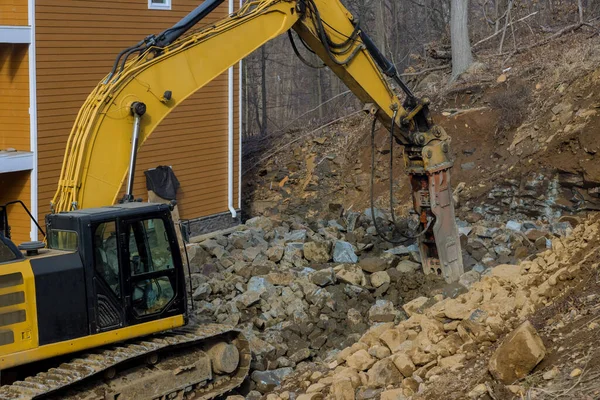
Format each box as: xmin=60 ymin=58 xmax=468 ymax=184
xmin=1 ymin=0 xmax=243 ymax=245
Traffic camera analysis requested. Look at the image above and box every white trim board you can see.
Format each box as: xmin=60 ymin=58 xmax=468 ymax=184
xmin=28 ymin=0 xmax=39 ymax=241
xmin=0 ymin=152 xmax=34 ymax=174
xmin=0 ymin=26 xmax=31 ymax=44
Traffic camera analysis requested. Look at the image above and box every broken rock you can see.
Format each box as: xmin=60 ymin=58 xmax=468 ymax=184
xmin=396 ymin=260 xmax=421 ymax=273
xmin=403 ymin=297 xmax=430 ymax=317
xmin=251 ymin=367 xmax=294 ymax=393
xmin=370 ymin=271 xmax=390 ymax=288
xmin=367 ymin=358 xmax=403 ymax=388
xmin=368 ymin=300 xmax=398 ymax=322
xmin=331 ymin=378 xmax=355 ymax=400
xmin=391 ymin=352 xmax=416 ymax=377
xmin=335 ymin=264 xmax=367 ymax=286
xmin=359 ymin=257 xmax=389 ymax=273
xmin=311 ymin=268 xmax=336 ymax=287
xmin=334 ymin=241 xmax=358 ymax=263
xmin=304 ymin=241 xmax=332 ymax=263
xmin=488 ymin=321 xmax=546 ymax=384
xmin=346 ymin=349 xmax=376 ymax=371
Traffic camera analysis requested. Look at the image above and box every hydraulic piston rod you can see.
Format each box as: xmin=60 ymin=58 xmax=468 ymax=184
xmin=124 ymin=102 xmax=146 ymax=202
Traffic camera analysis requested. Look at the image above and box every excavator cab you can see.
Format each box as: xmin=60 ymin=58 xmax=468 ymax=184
xmin=44 ymin=202 xmax=187 ymax=334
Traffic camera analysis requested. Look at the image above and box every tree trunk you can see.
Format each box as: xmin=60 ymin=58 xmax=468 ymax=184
xmin=450 ymin=0 xmax=473 ymax=79
xmin=260 ymin=45 xmax=268 ymax=136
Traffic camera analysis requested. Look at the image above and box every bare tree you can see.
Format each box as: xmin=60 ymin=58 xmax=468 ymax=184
xmin=450 ymin=0 xmax=473 ymax=79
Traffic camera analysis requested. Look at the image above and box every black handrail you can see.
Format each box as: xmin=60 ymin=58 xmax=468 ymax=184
xmin=0 ymin=200 xmax=46 ymax=240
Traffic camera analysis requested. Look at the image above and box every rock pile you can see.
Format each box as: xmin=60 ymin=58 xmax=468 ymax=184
xmin=185 ymin=212 xmax=446 ymax=392
xmin=267 ymin=217 xmax=600 ymax=399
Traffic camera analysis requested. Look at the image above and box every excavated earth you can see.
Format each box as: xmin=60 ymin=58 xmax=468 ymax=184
xmin=180 ymin=33 xmax=600 ymax=400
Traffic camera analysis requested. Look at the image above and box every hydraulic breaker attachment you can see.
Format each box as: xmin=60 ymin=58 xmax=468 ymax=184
xmin=367 ymin=103 xmax=464 ymax=283
xmin=406 ymin=143 xmax=464 ymax=283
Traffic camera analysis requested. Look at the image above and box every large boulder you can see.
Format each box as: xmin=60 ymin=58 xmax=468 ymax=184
xmin=488 ymin=321 xmax=546 ymax=384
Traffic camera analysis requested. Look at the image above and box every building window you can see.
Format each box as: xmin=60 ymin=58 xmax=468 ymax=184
xmin=149 ymin=0 xmax=171 ymax=10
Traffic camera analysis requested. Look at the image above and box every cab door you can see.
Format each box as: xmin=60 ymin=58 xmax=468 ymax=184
xmin=91 ymin=220 xmax=126 ymax=332
xmin=119 ymin=216 xmax=184 ymax=325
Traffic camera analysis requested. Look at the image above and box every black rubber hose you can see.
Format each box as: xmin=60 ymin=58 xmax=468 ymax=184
xmin=370 ymin=117 xmax=406 ymax=245
xmin=288 ymin=30 xmax=326 ymax=69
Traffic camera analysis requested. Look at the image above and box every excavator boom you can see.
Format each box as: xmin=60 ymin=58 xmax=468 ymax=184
xmin=52 ymin=0 xmax=463 ymax=282
xmin=1 ymin=1 xmax=464 ymax=399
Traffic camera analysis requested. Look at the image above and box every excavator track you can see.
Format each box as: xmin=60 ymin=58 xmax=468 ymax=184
xmin=0 ymin=323 xmax=251 ymax=400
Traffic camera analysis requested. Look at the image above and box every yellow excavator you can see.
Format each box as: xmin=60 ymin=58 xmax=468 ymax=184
xmin=0 ymin=0 xmax=464 ymax=398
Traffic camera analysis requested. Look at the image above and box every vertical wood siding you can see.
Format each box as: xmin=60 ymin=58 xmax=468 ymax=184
xmin=0 ymin=0 xmax=28 ymax=26
xmin=0 ymin=44 xmax=30 ymax=152
xmin=35 ymin=1 xmax=241 ymax=224
xmin=0 ymin=171 xmax=32 ymax=245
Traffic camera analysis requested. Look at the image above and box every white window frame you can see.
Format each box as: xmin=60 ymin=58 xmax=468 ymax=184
xmin=148 ymin=0 xmax=171 ymax=10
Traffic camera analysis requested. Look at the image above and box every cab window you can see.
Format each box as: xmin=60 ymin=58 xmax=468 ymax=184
xmin=126 ymin=218 xmax=175 ymax=316
xmin=93 ymin=222 xmax=121 ymax=298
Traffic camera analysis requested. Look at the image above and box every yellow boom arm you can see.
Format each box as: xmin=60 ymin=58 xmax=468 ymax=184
xmin=51 ymin=0 xmax=464 ymax=282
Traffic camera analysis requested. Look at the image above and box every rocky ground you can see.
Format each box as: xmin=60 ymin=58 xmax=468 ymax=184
xmin=256 ymin=215 xmax=600 ymax=400
xmin=183 ymin=199 xmax=582 ymax=398
xmin=184 ymin=31 xmax=600 ymax=400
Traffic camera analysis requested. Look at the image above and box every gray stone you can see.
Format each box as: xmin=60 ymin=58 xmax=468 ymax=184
xmin=251 ymin=367 xmax=294 ymax=393
xmin=243 ymin=247 xmax=262 ymax=262
xmin=396 ymin=260 xmax=420 ymax=273
xmin=368 ymin=299 xmax=397 ymax=322
xmin=284 ymin=230 xmax=308 ymax=243
xmin=459 ymin=270 xmax=481 ymax=289
xmin=192 ymin=283 xmax=212 ymax=301
xmin=346 ymin=212 xmax=361 ymax=232
xmin=289 ymin=348 xmax=311 ymax=363
xmin=187 ymin=245 xmax=212 ymax=274
xmin=461 ymin=162 xmax=476 ymax=171
xmin=333 ymin=241 xmax=358 ymax=263
xmin=283 ymin=243 xmax=306 ymax=268
xmin=494 ymin=245 xmax=511 ymax=257
xmin=459 ymin=226 xmax=473 ymax=236
xmin=363 ymin=208 xmax=387 ymax=223
xmin=311 ymin=268 xmax=336 ymax=287
xmin=245 ymin=216 xmax=274 ymax=231
xmin=329 ymin=220 xmax=346 ymax=232
xmin=472 ymin=263 xmax=486 ymax=274
xmin=552 ymin=222 xmax=573 ymax=236
xmin=247 ymin=276 xmax=275 ymax=296
xmin=236 ymin=290 xmax=261 ymax=308
xmin=385 ymin=244 xmax=419 ymax=256
xmin=368 ymin=358 xmax=403 ymax=388
xmin=506 ymin=220 xmax=523 ymax=232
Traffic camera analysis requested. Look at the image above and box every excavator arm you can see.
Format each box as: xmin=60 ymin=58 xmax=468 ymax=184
xmin=51 ymin=0 xmax=463 ymax=282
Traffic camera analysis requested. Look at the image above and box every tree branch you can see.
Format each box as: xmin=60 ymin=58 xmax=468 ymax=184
xmin=400 ymin=64 xmax=451 ymax=77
